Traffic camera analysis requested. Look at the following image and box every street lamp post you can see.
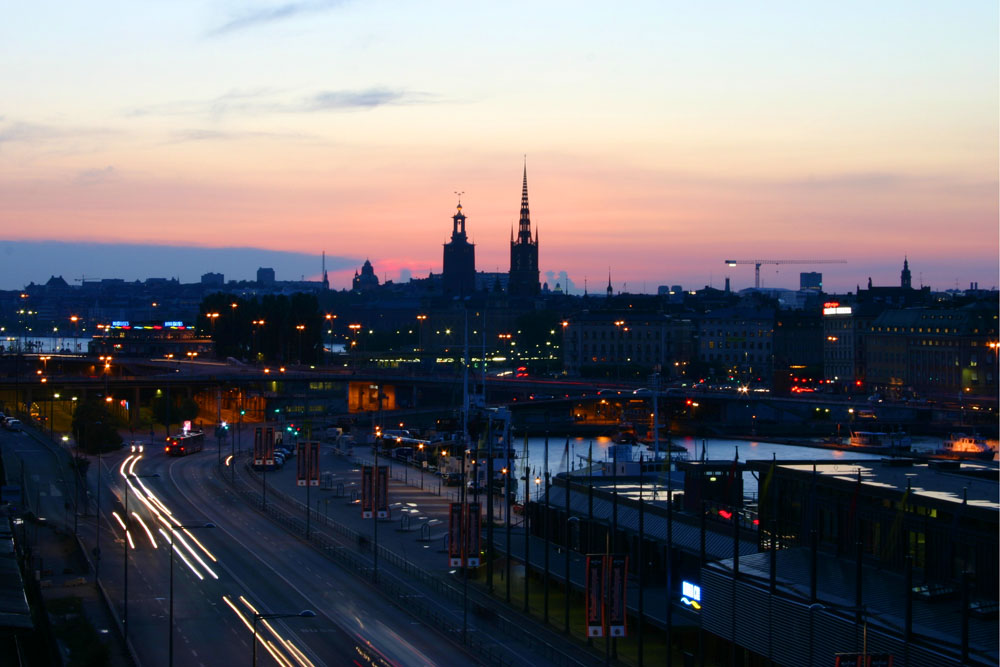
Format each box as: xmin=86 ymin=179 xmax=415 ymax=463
xmin=324 ymin=314 xmax=336 ymax=366
xmin=167 ymin=523 xmax=214 ymax=667
xmin=295 ymin=324 xmax=305 ymax=364
xmin=252 ymin=610 xmax=316 ymax=667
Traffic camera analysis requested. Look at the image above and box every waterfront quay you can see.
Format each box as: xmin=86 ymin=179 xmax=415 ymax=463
xmin=242 ymin=432 xmax=998 ymax=666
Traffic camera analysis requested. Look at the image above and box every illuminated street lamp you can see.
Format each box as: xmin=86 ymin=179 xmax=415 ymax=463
xmin=416 ymin=314 xmax=427 ymax=353
xmin=251 ymin=609 xmax=316 ymax=666
xmin=295 ymin=324 xmax=305 ymax=363
xmin=206 ymin=312 xmax=220 ymax=336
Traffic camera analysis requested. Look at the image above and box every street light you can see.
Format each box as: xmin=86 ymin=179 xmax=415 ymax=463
xmin=166 ymin=523 xmax=214 ymax=667
xmin=295 ymin=324 xmax=305 ymax=363
xmin=416 ymin=314 xmax=427 ymax=353
xmin=252 ymin=609 xmax=316 ymax=666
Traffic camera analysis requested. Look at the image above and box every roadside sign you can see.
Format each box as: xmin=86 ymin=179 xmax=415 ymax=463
xmin=466 ymin=502 xmax=481 ymax=567
xmin=297 ymin=442 xmax=321 ymax=487
xmin=376 ymin=465 xmax=389 ymax=518
xmin=253 ymin=428 xmax=263 ymax=466
xmin=264 ymin=427 xmax=274 ymax=465
xmin=361 ymin=466 xmax=373 ymax=518
xmin=585 ymin=555 xmax=605 ymax=637
xmin=448 ymin=503 xmax=463 ymax=566
xmin=608 ymin=555 xmax=628 ymax=637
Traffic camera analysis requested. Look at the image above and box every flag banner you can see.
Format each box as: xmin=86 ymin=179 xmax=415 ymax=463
xmin=585 ymin=555 xmax=605 ymax=637
xmin=361 ymin=465 xmax=373 ymax=518
xmin=608 ymin=555 xmax=628 ymax=637
xmin=296 ymin=441 xmax=308 ymax=486
xmin=466 ymin=502 xmax=481 ymax=567
xmin=376 ymin=465 xmax=389 ymax=518
xmin=309 ymin=441 xmax=320 ymax=486
xmin=448 ymin=502 xmax=463 ymax=566
xmin=253 ymin=427 xmax=263 ymax=465
xmin=264 ymin=427 xmax=274 ymax=465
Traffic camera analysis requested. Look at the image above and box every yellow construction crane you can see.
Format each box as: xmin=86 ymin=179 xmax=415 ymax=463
xmin=724 ymin=259 xmax=847 ymax=289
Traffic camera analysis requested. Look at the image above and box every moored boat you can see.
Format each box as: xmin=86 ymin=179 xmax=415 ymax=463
xmin=934 ymin=433 xmax=996 ymax=461
xmin=848 ymin=430 xmax=912 ymax=452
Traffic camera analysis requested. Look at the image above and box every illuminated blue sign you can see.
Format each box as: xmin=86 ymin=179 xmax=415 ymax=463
xmin=111 ymin=321 xmax=130 ymax=328
xmin=681 ymin=581 xmax=702 ymax=610
xmin=164 ymin=321 xmax=184 ymax=327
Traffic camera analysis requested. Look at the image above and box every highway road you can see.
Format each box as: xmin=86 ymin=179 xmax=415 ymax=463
xmin=2 ymin=421 xmax=598 ymax=667
xmin=88 ymin=443 xmax=473 ymax=667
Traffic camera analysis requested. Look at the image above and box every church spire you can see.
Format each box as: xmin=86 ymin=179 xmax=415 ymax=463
xmin=900 ymin=256 xmax=912 ymax=289
xmin=517 ymin=162 xmax=532 ymax=244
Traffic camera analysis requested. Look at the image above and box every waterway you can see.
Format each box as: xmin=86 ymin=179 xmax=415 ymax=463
xmin=511 ymin=433 xmax=958 ymax=503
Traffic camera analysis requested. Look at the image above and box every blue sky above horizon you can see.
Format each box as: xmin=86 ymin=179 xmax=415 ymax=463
xmin=1 ymin=1 xmax=997 ymax=293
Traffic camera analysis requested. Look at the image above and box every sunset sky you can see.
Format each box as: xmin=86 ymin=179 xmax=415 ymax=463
xmin=2 ymin=1 xmax=997 ymax=293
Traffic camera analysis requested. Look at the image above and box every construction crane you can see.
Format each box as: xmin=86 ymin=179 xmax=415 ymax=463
xmin=724 ymin=259 xmax=847 ymax=289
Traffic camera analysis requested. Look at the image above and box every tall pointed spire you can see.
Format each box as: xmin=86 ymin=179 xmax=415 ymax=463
xmin=508 ymin=159 xmax=540 ymax=297
xmin=517 ymin=162 xmax=532 ymax=243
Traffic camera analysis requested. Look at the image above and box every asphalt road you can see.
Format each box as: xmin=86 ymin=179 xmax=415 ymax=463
xmin=87 ymin=443 xmax=470 ymax=667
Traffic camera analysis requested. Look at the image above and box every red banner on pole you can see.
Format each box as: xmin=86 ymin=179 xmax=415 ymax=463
xmin=361 ymin=465 xmax=373 ymax=518
xmin=376 ymin=465 xmax=389 ymax=518
xmin=296 ymin=441 xmax=308 ymax=486
xmin=253 ymin=427 xmax=263 ymax=465
xmin=608 ymin=555 xmax=628 ymax=637
xmin=264 ymin=427 xmax=274 ymax=465
xmin=309 ymin=441 xmax=320 ymax=486
xmin=585 ymin=555 xmax=605 ymax=637
xmin=448 ymin=502 xmax=463 ymax=566
xmin=466 ymin=502 xmax=481 ymax=567
xmin=296 ymin=441 xmax=321 ymax=487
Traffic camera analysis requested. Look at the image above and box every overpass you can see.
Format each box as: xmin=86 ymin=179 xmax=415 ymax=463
xmin=0 ymin=354 xmax=994 ymax=438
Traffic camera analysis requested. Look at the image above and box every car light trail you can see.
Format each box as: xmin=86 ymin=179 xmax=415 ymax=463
xmin=181 ymin=527 xmax=218 ymax=563
xmin=224 ymin=454 xmax=233 ymax=466
xmin=223 ymin=595 xmax=296 ymax=667
xmin=155 ymin=519 xmax=218 ymax=579
xmin=119 ymin=455 xmax=135 ymax=477
xmin=158 ymin=528 xmax=205 ymax=581
xmin=238 ymin=596 xmax=315 ymax=667
xmin=132 ymin=512 xmax=157 ymax=548
xmin=111 ymin=511 xmax=135 ymax=548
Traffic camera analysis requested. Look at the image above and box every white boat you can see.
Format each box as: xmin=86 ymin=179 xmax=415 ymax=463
xmin=935 ymin=434 xmax=996 ymax=460
xmin=848 ymin=431 xmax=912 ymax=451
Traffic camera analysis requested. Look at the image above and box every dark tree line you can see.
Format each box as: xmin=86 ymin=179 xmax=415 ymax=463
xmin=197 ymin=293 xmax=324 ymax=364
xmin=71 ymin=397 xmax=123 ymax=453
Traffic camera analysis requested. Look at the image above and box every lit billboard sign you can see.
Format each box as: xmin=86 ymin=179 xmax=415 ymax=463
xmin=823 ymin=306 xmax=853 ymax=316
xmin=680 ymin=580 xmax=702 ymax=610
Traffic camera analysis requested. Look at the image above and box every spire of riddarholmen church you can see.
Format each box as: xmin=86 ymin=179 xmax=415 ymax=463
xmin=517 ymin=163 xmax=532 ymax=244
xmin=508 ymin=160 xmax=540 ymax=298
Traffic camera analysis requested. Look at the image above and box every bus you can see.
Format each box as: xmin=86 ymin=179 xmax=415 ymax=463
xmin=164 ymin=431 xmax=205 ymax=456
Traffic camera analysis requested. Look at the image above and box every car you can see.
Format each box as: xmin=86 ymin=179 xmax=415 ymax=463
xmin=4 ymin=419 xmax=22 ymax=432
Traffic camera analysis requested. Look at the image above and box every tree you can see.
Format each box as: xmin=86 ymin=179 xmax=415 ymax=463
xmin=151 ymin=394 xmax=202 ymax=434
xmin=71 ymin=398 xmax=123 ymax=454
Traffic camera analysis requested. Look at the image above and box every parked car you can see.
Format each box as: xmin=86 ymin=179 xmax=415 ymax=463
xmin=4 ymin=419 xmax=22 ymax=431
